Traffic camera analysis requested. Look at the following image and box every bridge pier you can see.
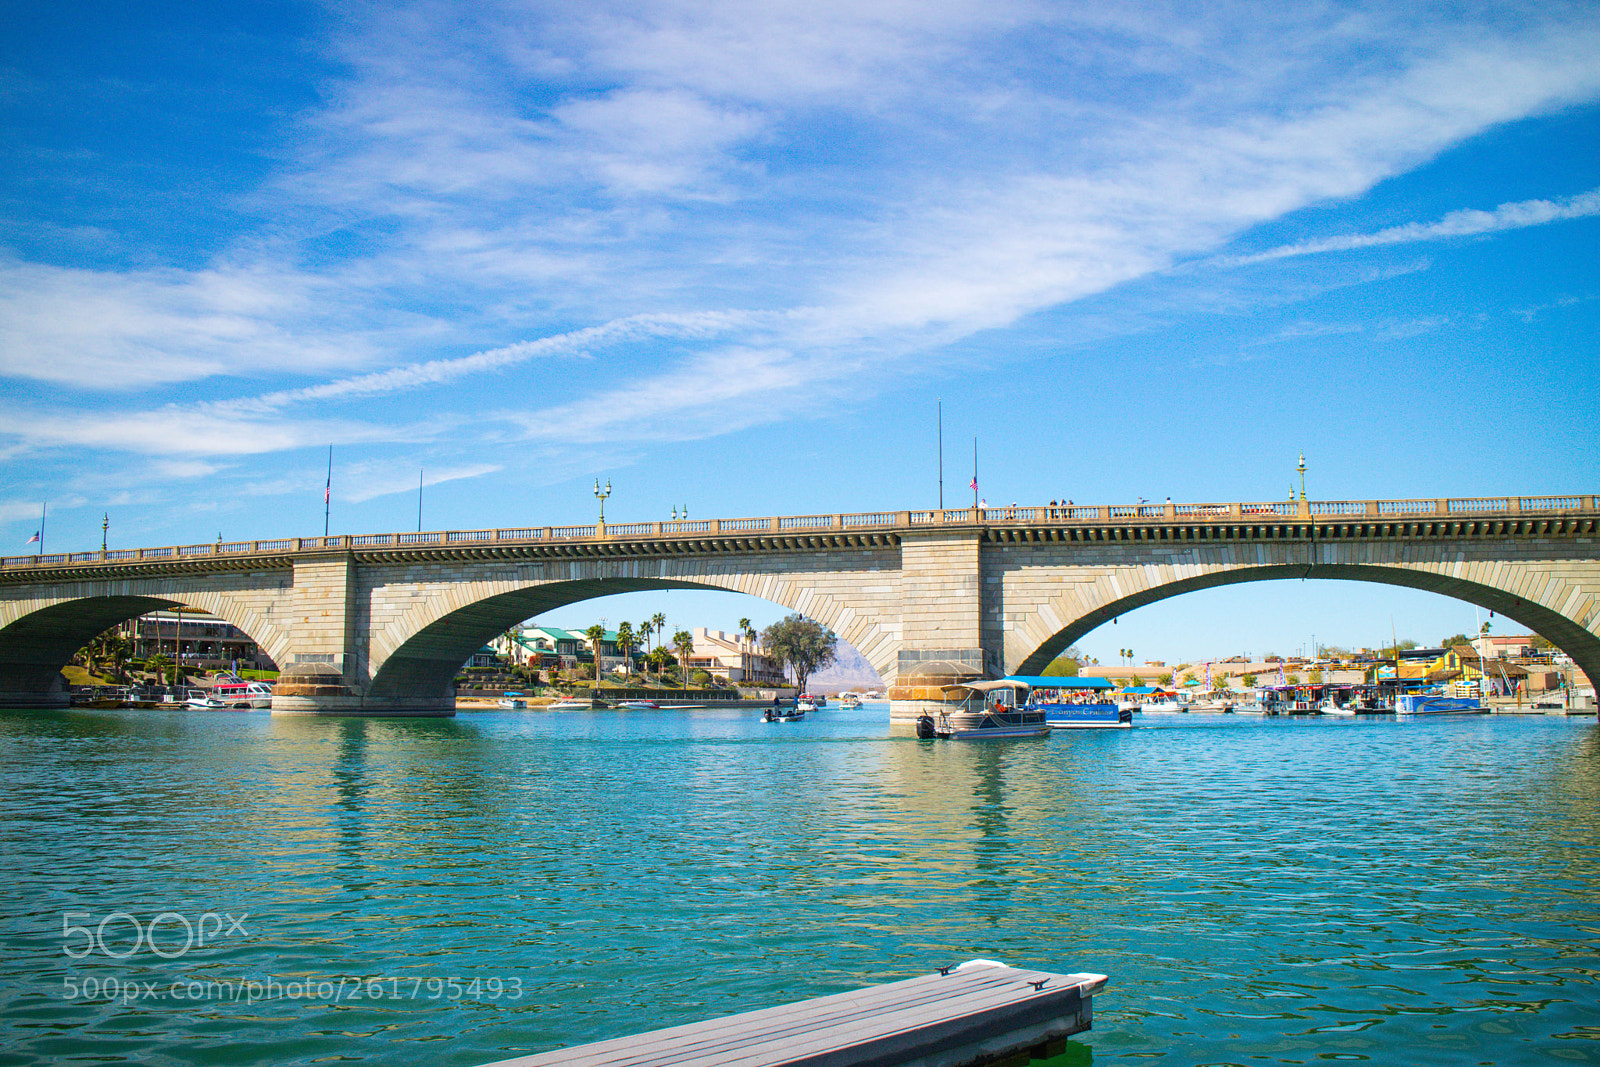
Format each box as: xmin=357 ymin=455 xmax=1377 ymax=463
xmin=267 ymin=662 xmax=455 ymax=717
xmin=888 ymin=529 xmax=999 ymax=725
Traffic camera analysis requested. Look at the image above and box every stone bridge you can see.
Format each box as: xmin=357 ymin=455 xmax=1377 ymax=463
xmin=2 ymin=495 xmax=1596 ymax=717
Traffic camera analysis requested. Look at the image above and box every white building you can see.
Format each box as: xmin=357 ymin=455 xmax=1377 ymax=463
xmin=684 ymin=628 xmax=787 ymax=686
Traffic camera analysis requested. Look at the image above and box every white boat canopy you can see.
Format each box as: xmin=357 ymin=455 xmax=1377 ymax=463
xmin=956 ymin=679 xmax=1033 ymax=693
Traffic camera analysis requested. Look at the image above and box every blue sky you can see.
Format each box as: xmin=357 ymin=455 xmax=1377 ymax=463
xmin=3 ymin=0 xmax=1597 ymax=670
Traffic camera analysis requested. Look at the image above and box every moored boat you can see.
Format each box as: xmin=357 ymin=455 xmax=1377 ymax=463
xmin=839 ymin=692 xmax=863 ymax=709
xmin=209 ymin=678 xmax=273 ymax=709
xmin=183 ymin=687 xmax=232 ymax=711
xmin=1394 ymin=692 xmax=1487 ymax=716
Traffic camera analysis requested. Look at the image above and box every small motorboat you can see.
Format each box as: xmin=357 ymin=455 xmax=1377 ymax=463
xmin=497 ymin=692 xmax=527 ymax=709
xmin=618 ymin=700 xmax=661 ymax=709
xmin=763 ymin=707 xmax=806 ymax=722
xmin=184 ymin=688 xmax=230 ymax=711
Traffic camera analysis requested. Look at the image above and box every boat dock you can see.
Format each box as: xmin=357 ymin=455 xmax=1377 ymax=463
xmin=479 ymin=961 xmax=1106 ymax=1067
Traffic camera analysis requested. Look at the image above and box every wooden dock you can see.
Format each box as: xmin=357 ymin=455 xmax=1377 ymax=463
xmin=479 ymin=961 xmax=1108 ymax=1067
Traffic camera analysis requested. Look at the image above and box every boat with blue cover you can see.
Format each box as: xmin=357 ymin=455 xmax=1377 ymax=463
xmin=1394 ymin=692 xmax=1487 ymax=716
xmin=1007 ymin=675 xmax=1133 ymax=728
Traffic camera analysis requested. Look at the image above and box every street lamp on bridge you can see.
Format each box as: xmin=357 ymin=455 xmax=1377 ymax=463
xmin=594 ymin=478 xmax=612 ymax=525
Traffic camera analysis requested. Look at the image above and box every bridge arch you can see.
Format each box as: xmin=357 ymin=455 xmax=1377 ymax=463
xmin=359 ymin=557 xmax=903 ymax=700
xmin=0 ymin=580 xmax=295 ymax=706
xmin=1007 ymin=553 xmax=1600 ymax=685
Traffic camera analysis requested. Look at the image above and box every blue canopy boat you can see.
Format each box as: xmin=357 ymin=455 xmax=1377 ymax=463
xmin=1007 ymin=676 xmax=1133 ymax=729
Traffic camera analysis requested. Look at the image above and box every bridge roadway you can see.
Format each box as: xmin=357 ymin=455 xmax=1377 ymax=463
xmin=2 ymin=494 xmax=1596 ymax=717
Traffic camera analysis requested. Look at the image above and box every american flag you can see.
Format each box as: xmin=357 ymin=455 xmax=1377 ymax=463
xmin=24 ymin=532 xmax=39 ymax=545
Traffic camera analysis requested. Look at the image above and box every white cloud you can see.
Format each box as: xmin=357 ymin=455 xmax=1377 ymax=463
xmin=0 ymin=259 xmax=379 ymax=388
xmin=0 ymin=406 xmax=427 ymax=456
xmin=1225 ymin=187 xmax=1600 ymax=266
xmin=342 ymin=462 xmax=504 ymax=503
xmin=4 ymin=0 xmax=1600 ymax=466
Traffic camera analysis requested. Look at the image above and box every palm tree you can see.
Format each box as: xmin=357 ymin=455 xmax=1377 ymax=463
xmin=648 ymin=646 xmax=671 ymax=680
xmin=100 ymin=631 xmax=130 ymax=682
xmin=616 ymin=622 xmax=635 ymax=680
xmin=145 ymin=652 xmax=174 ymax=687
xmin=738 ymin=617 xmax=752 ymax=648
xmin=584 ymin=624 xmax=607 ymax=683
xmin=650 ymin=613 xmax=668 ymax=680
xmin=673 ymin=629 xmax=695 ymax=692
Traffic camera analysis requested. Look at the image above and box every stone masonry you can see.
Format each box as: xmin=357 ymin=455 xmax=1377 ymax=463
xmin=1 ymin=507 xmax=1596 ymax=718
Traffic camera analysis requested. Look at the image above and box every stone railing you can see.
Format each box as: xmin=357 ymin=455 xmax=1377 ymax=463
xmin=3 ymin=494 xmax=1594 ymax=570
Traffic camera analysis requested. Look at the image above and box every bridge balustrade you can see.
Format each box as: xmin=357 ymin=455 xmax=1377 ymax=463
xmin=3 ymin=494 xmax=1597 ymax=570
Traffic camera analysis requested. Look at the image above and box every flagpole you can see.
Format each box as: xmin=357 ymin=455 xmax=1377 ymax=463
xmin=418 ymin=467 xmax=424 ymax=533
xmin=972 ymin=438 xmax=978 ymax=509
xmin=38 ymin=502 xmax=45 ymax=557
xmin=324 ymin=445 xmax=332 ymax=538
xmin=937 ymin=400 xmax=943 ymax=511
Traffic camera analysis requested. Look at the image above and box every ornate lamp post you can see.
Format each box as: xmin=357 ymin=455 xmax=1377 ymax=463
xmin=1296 ymin=452 xmax=1308 ymax=516
xmin=100 ymin=513 xmax=108 ymax=555
xmin=594 ymin=478 xmax=611 ymax=528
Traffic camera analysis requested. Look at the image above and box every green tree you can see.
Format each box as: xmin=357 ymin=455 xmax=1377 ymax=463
xmin=1441 ymin=633 xmax=1472 ymax=648
xmin=1241 ymin=673 xmax=1258 ymax=687
xmin=1157 ymin=672 xmax=1173 ymax=687
xmin=1287 ymin=674 xmax=1301 ymax=685
xmin=1308 ymin=668 xmax=1324 ymax=683
xmin=1128 ymin=673 xmax=1145 ymax=687
xmin=1183 ymin=672 xmax=1198 ymax=686
xmin=760 ymin=614 xmax=838 ymax=698
xmin=615 ymin=622 xmax=635 ymax=678
xmin=1042 ymin=644 xmax=1086 ymax=677
xmin=650 ymin=613 xmax=668 ymax=680
xmin=673 ymin=630 xmax=696 ymax=691
xmin=649 ymin=647 xmax=674 ymax=678
xmin=99 ymin=631 xmax=130 ymax=682
xmin=145 ymin=652 xmax=178 ymax=687
xmin=1042 ymin=655 xmax=1080 ymax=677
xmin=585 ymin=624 xmax=607 ymax=682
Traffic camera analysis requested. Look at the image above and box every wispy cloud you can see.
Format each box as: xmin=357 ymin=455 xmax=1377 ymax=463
xmin=4 ymin=0 xmax=1600 ymax=475
xmin=343 ymin=462 xmax=504 ymax=503
xmin=1223 ymin=187 xmax=1600 ymax=266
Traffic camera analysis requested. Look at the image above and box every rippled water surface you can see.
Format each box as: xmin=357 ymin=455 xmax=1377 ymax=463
xmin=2 ymin=705 xmax=1598 ymax=1066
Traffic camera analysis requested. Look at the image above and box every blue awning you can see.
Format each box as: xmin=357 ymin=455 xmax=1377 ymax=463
xmin=1003 ymin=675 xmax=1115 ymax=690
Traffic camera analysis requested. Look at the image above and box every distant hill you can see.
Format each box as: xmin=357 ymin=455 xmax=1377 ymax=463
xmin=806 ymin=641 xmax=885 ymax=693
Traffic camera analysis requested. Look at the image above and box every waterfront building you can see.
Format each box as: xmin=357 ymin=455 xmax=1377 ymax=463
xmin=119 ymin=610 xmax=274 ymax=670
xmin=684 ymin=628 xmax=787 ymax=686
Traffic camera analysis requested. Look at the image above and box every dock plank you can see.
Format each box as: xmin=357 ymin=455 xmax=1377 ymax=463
xmin=479 ymin=963 xmax=1108 ymax=1067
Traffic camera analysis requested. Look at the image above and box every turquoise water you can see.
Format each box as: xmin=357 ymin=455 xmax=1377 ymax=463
xmin=2 ymin=705 xmax=1597 ymax=1066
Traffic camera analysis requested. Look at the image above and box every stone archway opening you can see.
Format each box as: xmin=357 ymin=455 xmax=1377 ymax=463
xmin=1013 ymin=563 xmax=1600 ymax=689
xmin=0 ymin=594 xmax=275 ymax=707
